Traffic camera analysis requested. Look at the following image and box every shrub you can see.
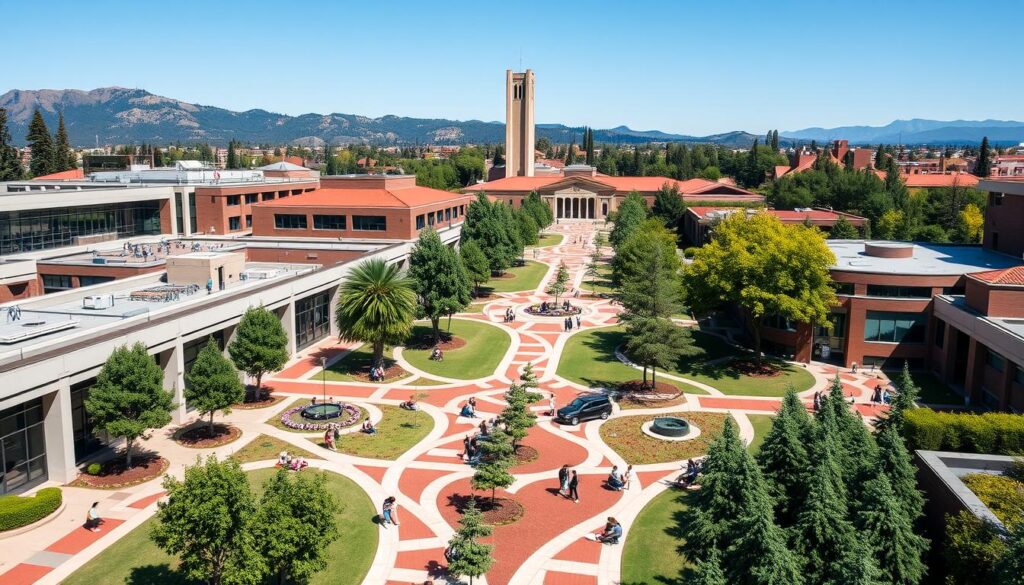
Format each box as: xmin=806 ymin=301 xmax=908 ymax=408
xmin=0 ymin=487 xmax=62 ymax=532
xmin=87 ymin=463 xmax=102 ymax=476
xmin=944 ymin=511 xmax=1006 ymax=585
xmin=962 ymin=473 xmax=1024 ymax=529
xmin=683 ymin=247 xmax=699 ymax=259
xmin=904 ymin=409 xmax=1024 ymax=455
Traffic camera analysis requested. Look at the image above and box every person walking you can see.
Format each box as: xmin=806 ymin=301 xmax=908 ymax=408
xmin=624 ymin=464 xmax=636 ymax=490
xmin=569 ymin=470 xmax=580 ymax=503
xmin=575 ymin=315 xmax=581 ymax=328
xmin=558 ymin=464 xmax=570 ymax=496
xmin=85 ymin=502 xmax=103 ymax=532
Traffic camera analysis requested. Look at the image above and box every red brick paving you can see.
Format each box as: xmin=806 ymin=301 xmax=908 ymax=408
xmin=397 ymin=509 xmax=437 ymax=540
xmin=697 ymin=396 xmax=783 ymax=411
xmin=399 ymin=468 xmax=455 ymax=504
xmin=127 ymin=491 xmax=166 ymax=509
xmin=512 ymin=426 xmax=589 ymax=474
xmin=0 ymin=564 xmax=53 ymax=585
xmin=394 ymin=546 xmax=447 ymax=575
xmin=553 ymin=536 xmax=602 ymax=563
xmin=354 ymin=464 xmax=388 ymax=484
xmin=544 ymin=570 xmax=598 ymax=585
xmin=638 ymin=470 xmax=673 ymax=488
xmin=45 ymin=518 xmax=125 ymax=554
xmin=267 ymin=380 xmax=379 ymax=399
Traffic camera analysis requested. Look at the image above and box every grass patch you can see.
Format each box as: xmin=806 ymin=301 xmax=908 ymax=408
xmin=676 ymin=358 xmax=815 ymax=397
xmin=314 ymin=405 xmax=434 ymax=460
xmin=403 ymin=377 xmax=449 ymax=387
xmin=622 ymin=489 xmax=692 ymax=585
xmin=580 ymin=262 xmax=616 ymax=295
xmin=264 ymin=399 xmax=366 ymax=433
xmin=403 ymin=319 xmax=510 ymax=380
xmin=534 ymin=233 xmax=563 ymax=248
xmin=746 ymin=414 xmax=774 ymax=454
xmin=312 ymin=346 xmax=408 ymax=383
xmin=459 ymin=302 xmax=489 ymax=314
xmin=555 ymin=325 xmax=705 ymax=394
xmin=600 ymin=411 xmax=729 ymax=465
xmin=481 ymin=260 xmax=548 ymax=293
xmin=231 ymin=434 xmax=322 ymax=464
xmin=63 ymin=469 xmax=376 ymax=585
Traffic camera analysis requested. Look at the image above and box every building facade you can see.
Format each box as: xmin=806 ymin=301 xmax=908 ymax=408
xmin=505 ymin=69 xmax=535 ymax=178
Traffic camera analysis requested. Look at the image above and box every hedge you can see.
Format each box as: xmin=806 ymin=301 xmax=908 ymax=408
xmin=0 ymin=487 xmax=62 ymax=532
xmin=961 ymin=473 xmax=1024 ymax=529
xmin=904 ymin=409 xmax=1024 ymax=454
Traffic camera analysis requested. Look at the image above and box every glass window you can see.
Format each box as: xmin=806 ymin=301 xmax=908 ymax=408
xmin=274 ymin=214 xmax=308 ymax=229
xmin=763 ymin=314 xmax=797 ymax=332
xmin=263 ymin=193 xmax=275 ymax=201
xmin=313 ymin=215 xmax=347 ymax=230
xmin=816 ymin=313 xmax=847 ymax=337
xmin=864 ymin=311 xmax=926 ymax=343
xmin=416 ymin=215 xmax=425 ymax=230
xmin=833 ymin=282 xmax=855 ymax=295
xmin=987 ymin=350 xmax=1006 ymax=372
xmin=0 ymin=398 xmax=47 ymax=494
xmin=246 ymin=215 xmax=252 ymax=228
xmin=79 ymin=275 xmax=114 ymax=287
xmin=295 ymin=291 xmax=331 ymax=350
xmin=244 ymin=194 xmax=258 ymax=204
xmin=0 ymin=201 xmax=161 ymax=255
xmin=42 ymin=274 xmax=73 ymax=293
xmin=226 ymin=195 xmax=240 ymax=206
xmin=353 ymin=215 xmax=386 ymax=231
xmin=866 ymin=285 xmax=932 ymax=298
xmin=228 ymin=217 xmax=241 ymax=231
xmin=445 ymin=208 xmax=452 ymax=221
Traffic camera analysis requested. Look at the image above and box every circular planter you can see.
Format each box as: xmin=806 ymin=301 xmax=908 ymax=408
xmin=641 ymin=419 xmax=702 ymax=442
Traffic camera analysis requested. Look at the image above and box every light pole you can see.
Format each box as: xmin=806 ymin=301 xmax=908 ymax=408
xmin=320 ymin=356 xmax=328 ymax=406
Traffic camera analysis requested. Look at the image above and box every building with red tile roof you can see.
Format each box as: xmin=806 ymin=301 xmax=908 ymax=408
xmin=30 ymin=168 xmax=85 ymax=181
xmin=681 ymin=206 xmax=868 ymax=245
xmin=251 ymin=174 xmax=472 ymax=241
xmin=903 ymin=172 xmax=980 ymax=189
xmin=466 ymin=164 xmax=763 ymax=219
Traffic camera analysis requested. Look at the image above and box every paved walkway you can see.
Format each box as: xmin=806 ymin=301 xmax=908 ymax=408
xmin=1 ymin=219 xmax=890 ymax=585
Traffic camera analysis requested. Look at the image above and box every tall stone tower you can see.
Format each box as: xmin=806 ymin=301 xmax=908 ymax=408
xmin=505 ymin=69 xmax=535 ymax=177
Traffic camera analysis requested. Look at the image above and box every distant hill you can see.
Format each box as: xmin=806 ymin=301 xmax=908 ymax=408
xmin=0 ymin=87 xmax=764 ymax=148
xmin=781 ymin=118 xmax=1024 ymax=145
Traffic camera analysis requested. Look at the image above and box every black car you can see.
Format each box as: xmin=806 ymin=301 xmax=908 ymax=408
xmin=556 ymin=394 xmax=613 ymax=425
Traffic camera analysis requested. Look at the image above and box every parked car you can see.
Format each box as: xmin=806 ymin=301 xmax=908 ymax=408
xmin=556 ymin=394 xmax=613 ymax=425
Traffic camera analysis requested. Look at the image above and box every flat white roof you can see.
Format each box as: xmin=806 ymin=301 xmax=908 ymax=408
xmin=829 ymin=240 xmax=1022 ymax=276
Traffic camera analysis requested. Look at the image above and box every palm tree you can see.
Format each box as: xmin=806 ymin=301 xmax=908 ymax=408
xmin=335 ymin=258 xmax=417 ymax=367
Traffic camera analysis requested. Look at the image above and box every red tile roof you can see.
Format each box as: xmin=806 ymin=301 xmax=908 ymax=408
xmin=969 ymin=266 xmax=1024 ymax=286
xmin=31 ymin=168 xmax=84 ymax=181
xmin=902 ymin=172 xmax=979 ymax=188
xmin=257 ymin=186 xmax=468 ymax=209
xmin=465 ymin=175 xmax=754 ymax=196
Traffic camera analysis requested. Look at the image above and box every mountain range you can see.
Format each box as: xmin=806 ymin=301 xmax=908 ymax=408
xmin=1 ymin=87 xmax=1020 ymax=148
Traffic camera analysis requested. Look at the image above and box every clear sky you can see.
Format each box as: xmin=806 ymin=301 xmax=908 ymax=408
xmin=3 ymin=0 xmax=1019 ymax=136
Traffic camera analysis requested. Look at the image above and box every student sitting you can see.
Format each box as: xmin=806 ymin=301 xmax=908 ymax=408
xmin=459 ymin=403 xmax=476 ymax=418
xmin=596 ymin=517 xmax=623 ymax=544
xmin=362 ymin=420 xmax=377 ymax=435
xmin=401 ymin=395 xmax=419 ymax=410
xmin=278 ymin=451 xmax=292 ymax=467
xmin=289 ymin=456 xmax=308 ymax=471
xmin=607 ymin=466 xmax=625 ymax=491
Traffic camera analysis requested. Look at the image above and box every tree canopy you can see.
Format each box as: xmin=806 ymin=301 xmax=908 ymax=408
xmin=409 ymin=228 xmax=471 ymax=343
xmin=228 ymin=306 xmax=289 ymax=399
xmin=185 ymin=337 xmax=245 ymax=435
xmin=335 ymin=258 xmax=417 ymax=366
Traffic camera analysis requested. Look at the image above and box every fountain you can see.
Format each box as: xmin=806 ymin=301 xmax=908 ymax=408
xmin=301 ymin=402 xmax=344 ymax=421
xmin=650 ymin=417 xmax=691 ymax=438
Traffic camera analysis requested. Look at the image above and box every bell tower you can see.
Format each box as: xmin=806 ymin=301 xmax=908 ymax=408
xmin=505 ymin=69 xmax=535 ymax=177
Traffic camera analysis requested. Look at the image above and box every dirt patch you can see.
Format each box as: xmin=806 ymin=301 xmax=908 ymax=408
xmin=618 ymin=380 xmax=681 ymax=394
xmin=489 ymin=272 xmax=517 ymax=280
xmin=175 ymin=423 xmax=242 ymax=449
xmin=728 ymin=359 xmax=783 ymax=378
xmin=233 ymin=394 xmax=286 ymax=409
xmin=405 ymin=333 xmax=468 ymax=351
xmin=513 ymin=445 xmax=539 ymax=465
xmin=471 ymin=291 xmax=500 ymax=301
xmin=72 ymin=456 xmax=169 ymax=489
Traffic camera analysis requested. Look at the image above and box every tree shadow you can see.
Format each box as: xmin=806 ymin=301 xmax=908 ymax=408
xmin=126 ymin=563 xmax=192 ymax=585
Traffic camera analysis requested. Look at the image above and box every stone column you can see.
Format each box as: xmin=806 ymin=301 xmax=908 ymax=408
xmin=161 ymin=341 xmax=187 ymax=424
xmin=43 ymin=380 xmax=77 ymax=484
xmin=281 ymin=300 xmax=298 ymax=357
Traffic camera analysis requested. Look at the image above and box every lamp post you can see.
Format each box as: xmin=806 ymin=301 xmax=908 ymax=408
xmin=320 ymin=356 xmax=328 ymax=406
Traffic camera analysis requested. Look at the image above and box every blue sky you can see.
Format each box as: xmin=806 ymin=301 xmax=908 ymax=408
xmin=3 ymin=0 xmax=1018 ymax=135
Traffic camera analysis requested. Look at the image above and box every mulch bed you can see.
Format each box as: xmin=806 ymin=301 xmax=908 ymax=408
xmin=471 ymin=291 xmax=500 ymax=301
xmin=618 ymin=380 xmax=680 ymax=394
xmin=617 ymin=392 xmax=686 ymax=410
xmin=474 ymin=497 xmax=525 ymax=526
xmin=232 ymin=394 xmax=286 ymax=409
xmin=405 ymin=334 xmax=467 ymax=351
xmin=345 ymin=362 xmax=409 ymax=383
xmin=728 ymin=359 xmax=783 ymax=378
xmin=489 ymin=272 xmax=517 ymax=280
xmin=513 ymin=445 xmax=539 ymax=465
xmin=72 ymin=456 xmax=169 ymax=489
xmin=175 ymin=423 xmax=242 ymax=448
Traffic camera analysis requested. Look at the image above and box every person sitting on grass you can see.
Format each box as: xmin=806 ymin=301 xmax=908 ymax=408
xmin=362 ymin=420 xmax=377 ymax=435
xmin=278 ymin=451 xmax=292 ymax=467
xmin=324 ymin=428 xmax=336 ymax=451
xmin=607 ymin=465 xmax=625 ymax=491
xmin=430 ymin=346 xmax=444 ymax=362
xmin=402 ymin=395 xmax=419 ymax=410
xmin=596 ymin=517 xmax=622 ymax=544
xmin=289 ymin=456 xmax=308 ymax=472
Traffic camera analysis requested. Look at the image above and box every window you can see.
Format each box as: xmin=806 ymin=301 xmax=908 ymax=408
xmin=833 ymin=282 xmax=855 ymax=295
xmin=0 ymin=202 xmax=161 ymax=255
xmin=295 ymin=291 xmax=331 ymax=350
xmin=274 ymin=214 xmax=308 ymax=229
xmin=763 ymin=314 xmax=797 ymax=332
xmin=934 ymin=320 xmax=945 ymax=348
xmin=42 ymin=274 xmax=73 ymax=293
xmin=0 ymin=399 xmax=47 ymax=494
xmin=987 ymin=350 xmax=1006 ymax=372
xmin=244 ymin=194 xmax=258 ymax=204
xmin=864 ymin=311 xmax=926 ymax=343
xmin=816 ymin=313 xmax=847 ymax=337
xmin=246 ymin=215 xmax=252 ymax=228
xmin=445 ymin=208 xmax=452 ymax=221
xmin=866 ymin=285 xmax=932 ymax=298
xmin=226 ymin=195 xmax=240 ymax=206
xmin=263 ymin=193 xmax=275 ymax=201
xmin=416 ymin=215 xmax=425 ymax=229
xmin=353 ymin=215 xmax=386 ymax=231
xmin=313 ymin=215 xmax=347 ymax=230
xmin=990 ymin=192 xmax=1003 ymax=206
xmin=79 ymin=275 xmax=114 ymax=287
xmin=428 ymin=213 xmax=435 ymax=226
xmin=943 ymin=285 xmax=965 ymax=296
xmin=228 ymin=217 xmax=241 ymax=231
xmin=436 ymin=210 xmax=444 ymax=223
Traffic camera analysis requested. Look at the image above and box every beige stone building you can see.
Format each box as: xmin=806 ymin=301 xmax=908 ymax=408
xmin=505 ymin=69 xmax=535 ymax=177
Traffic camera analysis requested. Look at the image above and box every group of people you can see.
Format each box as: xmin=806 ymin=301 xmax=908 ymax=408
xmin=368 ymin=364 xmax=387 ymax=381
xmin=605 ymin=464 xmax=635 ymax=491
xmin=322 ymin=424 xmax=343 ymax=450
xmin=503 ymin=308 xmax=517 ymax=323
xmin=430 ymin=347 xmax=444 ymax=362
xmin=277 ymin=451 xmax=309 ymax=471
xmin=675 ymin=458 xmax=702 ymax=488
xmin=459 ymin=397 xmax=478 ymax=418
xmin=557 ymin=464 xmax=582 ymax=502
xmin=380 ymin=496 xmax=401 ymax=527
xmin=563 ymin=314 xmax=581 ymax=331
xmin=463 ymin=434 xmax=484 ymax=464
xmin=121 ymin=241 xmax=162 ymax=261
xmin=871 ymin=384 xmax=892 ymax=404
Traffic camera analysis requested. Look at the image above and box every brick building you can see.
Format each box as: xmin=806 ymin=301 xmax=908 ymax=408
xmin=680 ymin=206 xmax=868 ymax=245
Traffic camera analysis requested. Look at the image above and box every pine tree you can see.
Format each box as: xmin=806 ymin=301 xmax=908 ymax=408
xmin=502 ymin=382 xmax=537 ymax=448
xmin=185 ymin=337 xmax=245 ymax=436
xmin=828 ymin=216 xmax=858 ymax=239
xmin=519 ymin=362 xmax=541 ymax=399
xmin=566 ymin=138 xmax=576 ymax=165
xmin=471 ymin=432 xmax=515 ymax=504
xmin=693 ymin=548 xmax=727 ymax=585
xmin=0 ymin=108 xmax=23 ymax=180
xmin=226 ymin=140 xmax=238 ymax=169
xmin=53 ymin=112 xmax=75 ymax=172
xmin=756 ymin=388 xmax=811 ymax=526
xmin=974 ymin=136 xmax=991 ymax=177
xmin=446 ymin=498 xmax=494 ymax=585
xmin=875 ymin=361 xmax=919 ymax=434
xmin=856 ymin=473 xmax=928 ymax=585
xmin=26 ymin=109 xmax=54 ymax=177
xmin=875 ymin=425 xmax=925 ymax=523
xmin=680 ymin=418 xmax=748 ymax=560
xmin=874 ymin=144 xmax=885 ymax=169
xmin=826 ymin=375 xmax=878 ymax=499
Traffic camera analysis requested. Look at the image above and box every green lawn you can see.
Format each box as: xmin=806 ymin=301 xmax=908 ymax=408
xmin=403 ymin=377 xmax=449 ymax=386
xmin=675 ymin=358 xmax=815 ymax=397
xmin=402 ymin=319 xmax=510 ymax=380
xmin=534 ymin=233 xmax=563 ymax=247
xmin=231 ymin=434 xmax=322 ymax=464
xmin=312 ymin=346 xmax=408 ymax=383
xmin=746 ymin=414 xmax=775 ymax=454
xmin=63 ymin=469 xmax=377 ymax=585
xmin=313 ymin=405 xmax=434 ymax=460
xmin=600 ymin=411 xmax=729 ymax=465
xmin=481 ymin=260 xmax=548 ymax=293
xmin=459 ymin=302 xmax=489 ymax=314
xmin=264 ymin=399 xmax=367 ymax=433
xmin=581 ymin=262 xmax=616 ymax=295
xmin=622 ymin=490 xmax=692 ymax=585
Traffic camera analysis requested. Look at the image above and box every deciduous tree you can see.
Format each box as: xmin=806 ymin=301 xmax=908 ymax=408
xmin=229 ymin=306 xmax=289 ymax=400
xmin=185 ymin=338 xmax=245 ymax=436
xmin=409 ymin=228 xmax=471 ymax=343
xmin=547 ymin=261 xmax=570 ymax=306
xmin=609 ymin=192 xmax=647 ymax=248
xmin=459 ymin=240 xmax=490 ymax=297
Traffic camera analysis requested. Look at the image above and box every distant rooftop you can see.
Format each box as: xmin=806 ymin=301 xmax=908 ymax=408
xmin=829 ymin=240 xmax=1022 ymax=275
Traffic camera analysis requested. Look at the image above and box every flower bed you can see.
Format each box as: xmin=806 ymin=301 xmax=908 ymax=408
xmin=279 ymin=403 xmax=361 ymax=432
xmin=525 ymin=304 xmax=582 ymax=317
xmin=72 ymin=456 xmax=169 ymax=489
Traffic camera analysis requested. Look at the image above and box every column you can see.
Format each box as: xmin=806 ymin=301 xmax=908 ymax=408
xmin=161 ymin=341 xmax=187 ymax=423
xmin=964 ymin=338 xmax=983 ymax=406
xmin=281 ymin=299 xmax=297 ymax=357
xmin=180 ymin=189 xmax=193 ymax=236
xmin=329 ymin=285 xmax=341 ymax=339
xmin=43 ymin=380 xmax=76 ymax=484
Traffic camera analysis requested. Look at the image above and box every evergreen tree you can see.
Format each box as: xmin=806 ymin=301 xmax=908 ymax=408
xmin=0 ymin=108 xmax=23 ymax=180
xmin=446 ymin=498 xmax=494 ymax=585
xmin=995 ymin=523 xmax=1024 ymax=585
xmin=875 ymin=425 xmax=925 ymax=523
xmin=152 ymin=456 xmax=265 ymax=585
xmin=856 ymin=473 xmax=928 ymax=585
xmin=615 ymin=220 xmax=683 ymax=315
xmin=514 ymin=208 xmax=539 ymax=249
xmin=502 ymin=382 xmax=537 ymax=448
xmin=26 ymin=109 xmax=54 ymax=177
xmin=756 ymin=388 xmax=812 ymax=526
xmin=471 ymin=432 xmax=515 ymax=504
xmin=828 ymin=216 xmax=858 ymax=239
xmin=609 ymin=192 xmax=648 ymax=248
xmin=53 ymin=112 xmax=75 ymax=171
xmin=459 ymin=240 xmax=490 ymax=296
xmin=227 ymin=140 xmax=239 ymax=169
xmin=522 ymin=191 xmax=553 ymax=228
xmin=185 ymin=338 xmax=245 ymax=436
xmin=85 ymin=342 xmax=175 ymax=468
xmin=693 ymin=548 xmax=727 ymax=585
xmin=623 ymin=317 xmax=699 ymax=387
xmin=547 ymin=261 xmax=570 ymax=306
xmin=325 ymin=145 xmax=339 ymax=175
xmin=585 ymin=247 xmax=602 ymax=292
xmin=680 ymin=418 xmax=748 ymax=560
xmin=228 ymin=306 xmax=289 ymax=400
xmin=874 ymin=144 xmax=885 ymax=169
xmin=651 ymin=183 xmax=686 ymax=229
xmin=255 ymin=469 xmax=340 ymax=584
xmin=826 ymin=375 xmax=878 ymax=499
xmin=409 ymin=228 xmax=472 ymax=343
xmin=974 ymin=136 xmax=991 ymax=177
xmin=566 ymin=138 xmax=577 ymax=165
xmin=875 ymin=361 xmax=919 ymax=434
xmin=463 ymin=194 xmax=518 ymax=274
xmin=519 ymin=361 xmax=540 ymax=393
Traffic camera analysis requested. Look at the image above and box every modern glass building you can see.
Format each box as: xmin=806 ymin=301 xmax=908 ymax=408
xmin=0 ymin=201 xmax=162 ymax=255
xmin=0 ymin=399 xmax=47 ymax=495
